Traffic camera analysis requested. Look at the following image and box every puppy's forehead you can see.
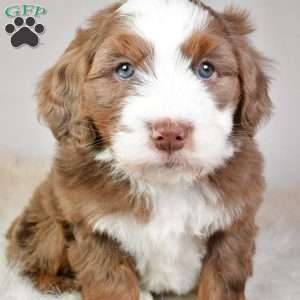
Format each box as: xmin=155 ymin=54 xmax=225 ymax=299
xmin=119 ymin=0 xmax=210 ymax=49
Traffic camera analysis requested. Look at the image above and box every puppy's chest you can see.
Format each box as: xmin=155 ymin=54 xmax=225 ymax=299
xmin=94 ymin=184 xmax=231 ymax=295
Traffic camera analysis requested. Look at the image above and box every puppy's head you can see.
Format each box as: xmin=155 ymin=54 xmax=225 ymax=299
xmin=38 ymin=0 xmax=272 ymax=183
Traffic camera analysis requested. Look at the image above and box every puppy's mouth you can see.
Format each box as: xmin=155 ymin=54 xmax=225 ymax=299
xmin=135 ymin=153 xmax=204 ymax=184
xmin=153 ymin=151 xmax=203 ymax=174
xmin=164 ymin=161 xmax=180 ymax=168
xmin=160 ymin=153 xmax=187 ymax=168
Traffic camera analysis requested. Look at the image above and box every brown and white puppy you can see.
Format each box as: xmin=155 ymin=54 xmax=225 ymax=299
xmin=6 ymin=1 xmax=272 ymax=299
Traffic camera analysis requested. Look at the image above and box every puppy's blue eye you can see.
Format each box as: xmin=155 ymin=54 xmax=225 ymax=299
xmin=116 ymin=63 xmax=135 ymax=80
xmin=197 ymin=62 xmax=215 ymax=80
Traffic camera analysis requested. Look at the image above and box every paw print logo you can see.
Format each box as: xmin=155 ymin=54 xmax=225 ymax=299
xmin=5 ymin=16 xmax=45 ymax=48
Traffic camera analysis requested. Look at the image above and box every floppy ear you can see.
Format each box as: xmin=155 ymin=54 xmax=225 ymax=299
xmin=221 ymin=7 xmax=273 ymax=135
xmin=37 ymin=28 xmax=94 ymax=146
xmin=37 ymin=4 xmax=121 ymax=147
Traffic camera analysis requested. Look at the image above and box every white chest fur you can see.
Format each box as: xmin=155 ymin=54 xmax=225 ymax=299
xmin=93 ymin=182 xmax=237 ymax=295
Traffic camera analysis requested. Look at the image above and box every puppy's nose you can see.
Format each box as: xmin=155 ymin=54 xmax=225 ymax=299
xmin=150 ymin=119 xmax=192 ymax=153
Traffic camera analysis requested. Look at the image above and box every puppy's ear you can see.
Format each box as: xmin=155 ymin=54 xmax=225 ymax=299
xmin=221 ymin=7 xmax=273 ymax=135
xmin=37 ymin=29 xmax=92 ymax=146
xmin=37 ymin=4 xmax=121 ymax=146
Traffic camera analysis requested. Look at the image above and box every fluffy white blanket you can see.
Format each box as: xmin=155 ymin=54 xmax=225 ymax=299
xmin=0 ymin=153 xmax=299 ymax=300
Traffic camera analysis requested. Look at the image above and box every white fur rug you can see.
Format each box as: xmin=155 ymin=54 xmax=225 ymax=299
xmin=0 ymin=152 xmax=299 ymax=300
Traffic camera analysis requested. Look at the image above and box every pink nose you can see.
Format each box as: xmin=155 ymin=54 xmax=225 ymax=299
xmin=150 ymin=119 xmax=192 ymax=153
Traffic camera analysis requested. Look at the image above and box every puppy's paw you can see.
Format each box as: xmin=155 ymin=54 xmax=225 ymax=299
xmin=139 ymin=290 xmax=153 ymax=300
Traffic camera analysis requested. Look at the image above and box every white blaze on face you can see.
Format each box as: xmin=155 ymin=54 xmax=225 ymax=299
xmin=108 ymin=0 xmax=235 ymax=182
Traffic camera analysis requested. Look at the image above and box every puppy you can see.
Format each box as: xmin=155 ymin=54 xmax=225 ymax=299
xmin=6 ymin=0 xmax=272 ymax=299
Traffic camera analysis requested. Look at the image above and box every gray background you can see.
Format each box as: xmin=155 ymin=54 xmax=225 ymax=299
xmin=0 ymin=0 xmax=299 ymax=187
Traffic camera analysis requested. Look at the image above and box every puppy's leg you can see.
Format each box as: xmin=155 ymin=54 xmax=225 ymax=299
xmin=6 ymin=183 xmax=78 ymax=293
xmin=68 ymin=226 xmax=140 ymax=300
xmin=197 ymin=220 xmax=256 ymax=300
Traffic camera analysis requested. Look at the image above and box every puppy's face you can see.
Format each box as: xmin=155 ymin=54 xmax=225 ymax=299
xmin=38 ymin=0 xmax=272 ymax=183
